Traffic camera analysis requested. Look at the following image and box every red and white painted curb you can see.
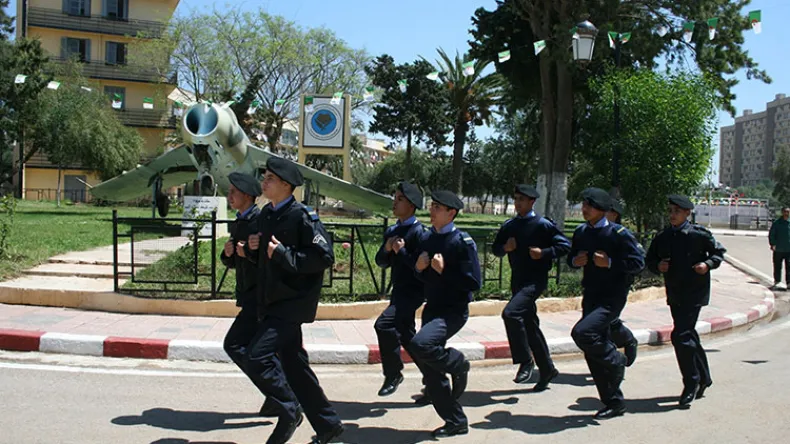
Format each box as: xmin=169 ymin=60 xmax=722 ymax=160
xmin=0 ymin=290 xmax=775 ymax=365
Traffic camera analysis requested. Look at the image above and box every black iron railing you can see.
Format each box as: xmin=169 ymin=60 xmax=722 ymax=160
xmin=50 ymin=57 xmax=177 ymax=84
xmin=28 ymin=7 xmax=167 ymax=38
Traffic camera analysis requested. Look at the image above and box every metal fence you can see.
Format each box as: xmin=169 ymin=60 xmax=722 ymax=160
xmin=111 ymin=212 xmax=661 ymax=301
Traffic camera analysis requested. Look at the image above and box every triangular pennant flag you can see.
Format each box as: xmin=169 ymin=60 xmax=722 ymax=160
xmin=498 ymin=50 xmax=511 ymax=63
xmin=707 ymin=18 xmax=719 ymax=40
xmin=620 ymin=32 xmax=631 ymax=44
xmin=173 ymin=101 xmax=184 ymax=117
xmin=14 ymin=74 xmax=26 ymax=84
xmin=304 ymin=96 xmax=314 ymax=113
xmin=534 ymin=40 xmax=547 ymax=55
xmin=462 ymin=61 xmax=475 ymax=76
xmin=426 ymin=71 xmax=440 ymax=81
xmin=274 ymin=99 xmax=286 ymax=113
xmin=682 ymin=21 xmax=695 ymax=43
xmin=398 ymin=79 xmax=408 ymax=93
xmin=657 ymin=25 xmax=669 ymax=37
xmin=363 ymin=86 xmax=375 ymax=103
xmin=81 ymin=86 xmax=92 ymax=92
xmin=749 ymin=10 xmax=761 ymax=34
xmin=143 ymin=97 xmax=154 ymax=109
xmin=221 ymin=100 xmax=235 ymax=108
xmin=247 ymin=100 xmax=260 ymax=115
xmin=330 ymin=92 xmax=343 ymax=105
xmin=47 ymin=81 xmax=60 ymax=90
xmin=570 ymin=26 xmax=579 ymax=40
xmin=608 ymin=31 xmax=619 ymax=48
xmin=112 ymin=93 xmax=123 ymax=109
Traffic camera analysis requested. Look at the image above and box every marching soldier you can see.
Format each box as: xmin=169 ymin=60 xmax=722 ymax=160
xmin=645 ymin=195 xmax=725 ymax=406
xmin=568 ymin=188 xmax=645 ymax=420
xmin=373 ymin=181 xmax=426 ymax=397
xmin=219 ymin=172 xmax=279 ymax=417
xmin=409 ymin=190 xmax=481 ymax=438
xmin=245 ymin=158 xmax=344 ymax=444
xmin=605 ymin=200 xmax=639 ymax=367
xmin=492 ymin=185 xmax=570 ymax=390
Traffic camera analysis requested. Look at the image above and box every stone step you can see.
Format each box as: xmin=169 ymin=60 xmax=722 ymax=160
xmin=0 ymin=275 xmax=121 ymax=292
xmin=22 ymin=263 xmax=134 ymax=279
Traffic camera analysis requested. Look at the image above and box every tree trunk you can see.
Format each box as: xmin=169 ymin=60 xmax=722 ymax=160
xmin=405 ymin=130 xmax=412 ymax=179
xmin=451 ymin=123 xmax=466 ymax=194
xmin=56 ymin=166 xmax=62 ymax=208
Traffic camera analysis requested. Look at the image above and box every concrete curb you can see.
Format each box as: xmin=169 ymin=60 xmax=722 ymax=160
xmin=0 ymin=289 xmax=774 ymax=364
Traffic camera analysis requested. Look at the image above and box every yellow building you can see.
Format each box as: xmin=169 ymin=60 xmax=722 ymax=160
xmin=15 ymin=0 xmax=179 ymax=201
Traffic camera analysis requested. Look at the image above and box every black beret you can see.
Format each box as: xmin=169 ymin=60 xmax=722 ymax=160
xmin=397 ymin=181 xmax=423 ymax=209
xmin=515 ymin=184 xmax=540 ymax=199
xmin=431 ymin=190 xmax=464 ymax=211
xmin=228 ymin=172 xmax=261 ymax=197
xmin=265 ymin=157 xmax=304 ymax=187
xmin=581 ymin=187 xmax=612 ymax=211
xmin=610 ymin=199 xmax=624 ymax=215
xmin=668 ymin=194 xmax=694 ymax=210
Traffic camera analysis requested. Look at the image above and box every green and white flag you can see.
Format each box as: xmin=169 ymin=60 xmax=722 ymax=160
xmin=571 ymin=26 xmax=579 ymax=40
xmin=81 ymin=86 xmax=92 ymax=92
xmin=462 ymin=61 xmax=475 ymax=76
xmin=534 ymin=40 xmax=547 ymax=55
xmin=608 ymin=31 xmax=619 ymax=48
xmin=14 ymin=74 xmax=26 ymax=84
xmin=222 ymin=100 xmax=235 ymax=109
xmin=112 ymin=93 xmax=123 ymax=109
xmin=398 ymin=79 xmax=408 ymax=93
xmin=330 ymin=92 xmax=343 ymax=105
xmin=363 ymin=86 xmax=375 ymax=103
xmin=47 ymin=81 xmax=60 ymax=90
xmin=682 ymin=21 xmax=695 ymax=43
xmin=247 ymin=99 xmax=260 ymax=115
xmin=657 ymin=25 xmax=669 ymax=37
xmin=749 ymin=10 xmax=761 ymax=34
xmin=304 ymin=96 xmax=315 ymax=113
xmin=173 ymin=101 xmax=184 ymax=117
xmin=426 ymin=71 xmax=440 ymax=81
xmin=498 ymin=50 xmax=511 ymax=63
xmin=143 ymin=97 xmax=154 ymax=109
xmin=707 ymin=18 xmax=719 ymax=40
xmin=274 ymin=99 xmax=286 ymax=113
xmin=620 ymin=32 xmax=632 ymax=44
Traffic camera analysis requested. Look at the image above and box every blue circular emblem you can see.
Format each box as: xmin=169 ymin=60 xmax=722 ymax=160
xmin=311 ymin=110 xmax=338 ymax=137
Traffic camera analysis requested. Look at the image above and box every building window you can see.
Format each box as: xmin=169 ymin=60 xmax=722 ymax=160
xmin=103 ymin=0 xmax=129 ymax=20
xmin=104 ymin=86 xmax=126 ymax=109
xmin=60 ymin=37 xmax=90 ymax=62
xmin=63 ymin=0 xmax=90 ymax=17
xmin=105 ymin=42 xmax=127 ymax=65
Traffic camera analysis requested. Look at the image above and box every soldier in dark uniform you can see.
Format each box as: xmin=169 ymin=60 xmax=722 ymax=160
xmin=373 ymin=181 xmax=426 ymax=396
xmin=605 ymin=200 xmax=639 ymax=367
xmin=244 ymin=157 xmax=343 ymax=444
xmin=492 ymin=185 xmax=570 ymax=390
xmin=409 ymin=190 xmax=481 ymax=438
xmin=219 ymin=172 xmax=279 ymax=417
xmin=645 ymin=194 xmax=725 ymax=406
xmin=568 ymin=188 xmax=645 ymax=420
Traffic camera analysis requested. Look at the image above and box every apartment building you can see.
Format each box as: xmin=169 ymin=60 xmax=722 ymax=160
xmin=15 ymin=0 xmax=179 ymax=201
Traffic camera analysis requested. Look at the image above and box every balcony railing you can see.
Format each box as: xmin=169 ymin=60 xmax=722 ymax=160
xmin=51 ymin=57 xmax=177 ymax=84
xmin=115 ymin=108 xmax=177 ymax=129
xmin=27 ymin=7 xmax=167 ymax=38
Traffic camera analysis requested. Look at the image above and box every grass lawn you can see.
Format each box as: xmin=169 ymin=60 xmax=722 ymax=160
xmin=0 ymin=200 xmax=173 ymax=281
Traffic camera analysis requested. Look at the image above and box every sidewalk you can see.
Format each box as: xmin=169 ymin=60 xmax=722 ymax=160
xmin=0 ymin=263 xmax=774 ymax=364
xmin=708 ymin=228 xmax=769 ymax=237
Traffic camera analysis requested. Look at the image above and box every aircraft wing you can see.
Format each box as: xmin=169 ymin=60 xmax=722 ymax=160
xmin=90 ymin=146 xmax=198 ymax=201
xmin=246 ymin=144 xmax=393 ymax=214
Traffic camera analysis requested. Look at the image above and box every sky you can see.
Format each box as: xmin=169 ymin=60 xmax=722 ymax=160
xmin=5 ymin=0 xmax=788 ymax=183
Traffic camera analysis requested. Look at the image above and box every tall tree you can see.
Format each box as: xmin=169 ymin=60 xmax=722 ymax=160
xmin=483 ymin=110 xmax=540 ymax=202
xmin=773 ymin=145 xmax=790 ymax=208
xmin=470 ymin=0 xmax=771 ymax=227
xmin=433 ymin=49 xmax=503 ymax=194
xmin=571 ymin=70 xmax=718 ymax=230
xmin=365 ymin=55 xmax=451 ymax=172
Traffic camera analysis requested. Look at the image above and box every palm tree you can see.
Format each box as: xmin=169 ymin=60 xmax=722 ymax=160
xmin=434 ymin=49 xmax=503 ymax=194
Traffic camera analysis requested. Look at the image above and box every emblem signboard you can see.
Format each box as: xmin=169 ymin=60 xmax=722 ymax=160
xmin=302 ymin=96 xmax=346 ymax=149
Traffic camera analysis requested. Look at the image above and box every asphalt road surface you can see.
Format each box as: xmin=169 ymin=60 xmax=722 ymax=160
xmin=1 ymin=295 xmax=789 ymax=444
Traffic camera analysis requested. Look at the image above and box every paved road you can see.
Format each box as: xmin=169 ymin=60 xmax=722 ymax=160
xmin=718 ymin=235 xmax=775 ymax=283
xmin=1 ymin=294 xmax=789 ymax=444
